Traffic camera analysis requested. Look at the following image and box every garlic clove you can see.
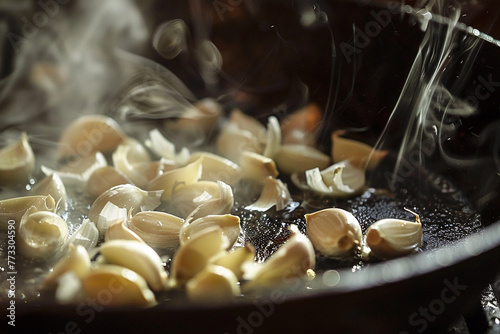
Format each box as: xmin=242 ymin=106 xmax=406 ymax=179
xmin=239 ymin=151 xmax=279 ymax=184
xmin=95 ymin=202 xmax=129 ymax=237
xmin=320 ymin=161 xmax=365 ymax=195
xmin=122 ymin=137 xmax=151 ymax=164
xmin=228 ymin=109 xmax=267 ymax=141
xmin=0 ymin=132 xmax=35 ymax=185
xmin=86 ymin=166 xmax=132 ymax=199
xmin=105 ymin=219 xmax=145 ymax=243
xmin=274 ymin=144 xmax=330 ymax=174
xmin=331 ymin=131 xmax=388 ymax=170
xmin=41 ymin=244 xmax=91 ymax=289
xmin=216 ymin=124 xmax=263 ymax=163
xmin=99 ymin=239 xmax=168 ymax=291
xmin=263 ymin=116 xmax=282 ymax=159
xmin=171 ymin=181 xmax=220 ymax=218
xmin=18 ymin=207 xmax=69 ymax=258
xmin=82 ymin=264 xmax=156 ymax=306
xmin=186 ymin=181 xmax=234 ymax=221
xmin=366 ymin=210 xmax=423 ymax=259
xmin=281 ymin=103 xmax=322 ymax=146
xmin=0 ymin=195 xmax=56 ymax=229
xmin=88 ymin=184 xmax=162 ymax=230
xmin=33 ymin=173 xmax=67 ymax=213
xmin=57 ymin=115 xmax=126 ymax=159
xmin=243 ymin=225 xmax=315 ymax=291
xmin=145 ymin=128 xmax=190 ymax=165
xmin=186 ymin=264 xmax=240 ymax=304
xmin=148 ymin=157 xmax=203 ymax=201
xmin=245 ymin=176 xmax=292 ymax=212
xmin=180 ymin=214 xmax=240 ymax=248
xmin=128 ymin=211 xmax=184 ymax=249
xmin=170 ymin=226 xmax=229 ymax=287
xmin=112 ymin=145 xmax=149 ymax=189
xmin=305 ymin=208 xmax=363 ymax=257
xmin=211 ymin=245 xmax=255 ymax=280
xmin=188 ymin=152 xmax=242 ymax=186
xmin=132 ymin=158 xmax=178 ymax=184
xmin=67 ymin=219 xmax=99 ymax=252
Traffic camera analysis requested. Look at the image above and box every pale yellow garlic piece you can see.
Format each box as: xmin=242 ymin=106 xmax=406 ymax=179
xmin=0 ymin=132 xmax=35 ymax=185
xmin=145 ymin=128 xmax=190 ymax=165
xmin=245 ymin=176 xmax=291 ymax=212
xmin=331 ymin=131 xmax=388 ymax=170
xmin=228 ymin=109 xmax=267 ymax=141
xmin=148 ymin=157 xmax=203 ymax=201
xmin=304 ymin=160 xmax=365 ymax=197
xmin=133 ymin=158 xmax=177 ymax=184
xmin=18 ymin=207 xmax=68 ymax=258
xmin=263 ymin=116 xmax=282 ymax=159
xmin=274 ymin=144 xmax=330 ymax=174
xmin=171 ymin=181 xmax=220 ymax=218
xmin=170 ymin=226 xmax=229 ymax=286
xmin=186 ymin=265 xmax=240 ymax=304
xmin=188 ymin=152 xmax=242 ymax=186
xmin=281 ymin=103 xmax=322 ymax=146
xmin=366 ymin=210 xmax=423 ymax=259
xmin=99 ymin=239 xmax=168 ymax=291
xmin=112 ymin=145 xmax=149 ymax=189
xmin=243 ymin=225 xmax=315 ymax=291
xmin=128 ymin=211 xmax=184 ymax=249
xmin=41 ymin=244 xmax=91 ymax=289
xmin=33 ymin=173 xmax=67 ymax=213
xmin=239 ymin=151 xmax=279 ymax=183
xmin=211 ymin=245 xmax=255 ymax=280
xmin=0 ymin=195 xmax=55 ymax=229
xmin=122 ymin=137 xmax=151 ymax=164
xmin=57 ymin=115 xmax=126 ymax=159
xmin=82 ymin=264 xmax=156 ymax=306
xmin=216 ymin=124 xmax=263 ymax=162
xmin=67 ymin=219 xmax=99 ymax=251
xmin=186 ymin=181 xmax=234 ymax=221
xmin=86 ymin=166 xmax=132 ymax=199
xmin=305 ymin=208 xmax=362 ymax=257
xmin=105 ymin=219 xmax=144 ymax=243
xmin=180 ymin=214 xmax=240 ymax=248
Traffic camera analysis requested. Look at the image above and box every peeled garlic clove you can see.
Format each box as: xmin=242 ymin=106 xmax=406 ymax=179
xmin=274 ymin=144 xmax=330 ymax=174
xmin=188 ymin=152 xmax=242 ymax=186
xmin=170 ymin=226 xmax=229 ymax=286
xmin=366 ymin=211 xmax=423 ymax=259
xmin=88 ymin=184 xmax=162 ymax=229
xmin=305 ymin=208 xmax=362 ymax=257
xmin=245 ymin=176 xmax=291 ymax=212
xmin=281 ymin=103 xmax=322 ymax=146
xmin=171 ymin=181 xmax=220 ymax=218
xmin=243 ymin=225 xmax=315 ymax=291
xmin=42 ymin=151 xmax=107 ymax=186
xmin=145 ymin=128 xmax=190 ymax=165
xmin=180 ymin=214 xmax=240 ymax=248
xmin=216 ymin=125 xmax=263 ymax=163
xmin=211 ymin=245 xmax=255 ymax=280
xmin=41 ymin=244 xmax=91 ymax=289
xmin=331 ymin=131 xmax=388 ymax=170
xmin=99 ymin=239 xmax=168 ymax=291
xmin=112 ymin=145 xmax=149 ymax=189
xmin=186 ymin=264 xmax=240 ymax=304
xmin=82 ymin=264 xmax=156 ymax=306
xmin=263 ymin=116 xmax=282 ymax=159
xmin=86 ymin=166 xmax=132 ymax=199
xmin=0 ymin=195 xmax=56 ymax=229
xmin=128 ymin=211 xmax=184 ymax=249
xmin=57 ymin=115 xmax=126 ymax=159
xmin=187 ymin=181 xmax=234 ymax=221
xmin=148 ymin=157 xmax=202 ymax=201
xmin=18 ymin=207 xmax=69 ymax=258
xmin=0 ymin=132 xmax=35 ymax=185
xmin=33 ymin=173 xmax=67 ymax=213
xmin=240 ymin=151 xmax=279 ymax=183
xmin=67 ymin=219 xmax=99 ymax=251
xmin=105 ymin=219 xmax=145 ymax=243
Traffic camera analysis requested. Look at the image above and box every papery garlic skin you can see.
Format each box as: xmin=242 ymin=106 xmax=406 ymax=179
xmin=263 ymin=116 xmax=282 ymax=159
xmin=145 ymin=128 xmax=190 ymax=165
xmin=67 ymin=219 xmax=99 ymax=252
xmin=128 ymin=211 xmax=184 ymax=249
xmin=245 ymin=177 xmax=291 ymax=212
xmin=82 ymin=265 xmax=156 ymax=307
xmin=180 ymin=214 xmax=240 ymax=249
xmin=112 ymin=145 xmax=149 ymax=189
xmin=188 ymin=152 xmax=242 ymax=186
xmin=171 ymin=181 xmax=220 ymax=218
xmin=0 ymin=132 xmax=35 ymax=185
xmin=186 ymin=265 xmax=240 ymax=304
xmin=99 ymin=240 xmax=168 ymax=291
xmin=41 ymin=244 xmax=91 ymax=289
xmin=305 ymin=208 xmax=362 ymax=257
xmin=186 ymin=181 xmax=234 ymax=221
xmin=33 ymin=173 xmax=67 ymax=213
xmin=305 ymin=161 xmax=365 ymax=197
xmin=0 ymin=195 xmax=56 ymax=229
xmin=366 ymin=214 xmax=423 ymax=260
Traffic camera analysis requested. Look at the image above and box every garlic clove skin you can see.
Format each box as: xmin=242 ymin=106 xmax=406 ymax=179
xmin=132 ymin=158 xmax=177 ymax=184
xmin=331 ymin=131 xmax=388 ymax=170
xmin=274 ymin=144 xmax=330 ymax=174
xmin=145 ymin=128 xmax=190 ymax=165
xmin=0 ymin=132 xmax=35 ymax=185
xmin=188 ymin=152 xmax=242 ymax=186
xmin=180 ymin=214 xmax=240 ymax=249
xmin=0 ymin=195 xmax=56 ymax=229
xmin=320 ymin=161 xmax=365 ymax=195
xmin=33 ymin=173 xmax=67 ymax=213
xmin=105 ymin=219 xmax=145 ymax=244
xmin=148 ymin=157 xmax=203 ymax=201
xmin=67 ymin=219 xmax=99 ymax=252
xmin=243 ymin=225 xmax=315 ymax=291
xmin=122 ymin=137 xmax=151 ymax=164
xmin=41 ymin=244 xmax=91 ymax=289
xmin=245 ymin=176 xmax=291 ymax=212
xmin=366 ymin=212 xmax=423 ymax=260
xmin=82 ymin=264 xmax=156 ymax=307
xmin=263 ymin=116 xmax=282 ymax=159
xmin=211 ymin=245 xmax=255 ymax=280
xmin=128 ymin=211 xmax=184 ymax=249
xmin=18 ymin=207 xmax=69 ymax=259
xmin=95 ymin=202 xmax=129 ymax=237
xmin=57 ymin=115 xmax=126 ymax=159
xmin=99 ymin=239 xmax=168 ymax=291
xmin=171 ymin=181 xmax=221 ymax=218
xmin=170 ymin=226 xmax=229 ymax=287
xmin=305 ymin=208 xmax=363 ymax=257
xmin=112 ymin=145 xmax=150 ymax=189
xmin=186 ymin=265 xmax=240 ymax=304
xmin=186 ymin=181 xmax=234 ymax=221
xmin=239 ymin=151 xmax=279 ymax=184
